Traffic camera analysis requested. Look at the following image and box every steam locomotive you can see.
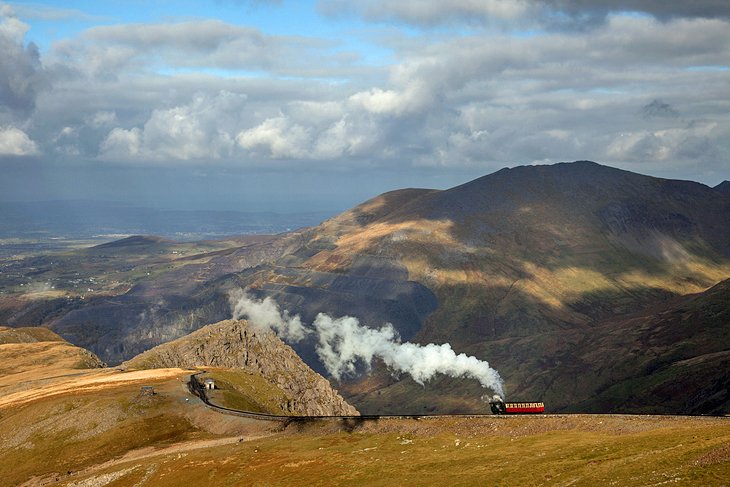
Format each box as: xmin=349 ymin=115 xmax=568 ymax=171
xmin=489 ymin=395 xmax=545 ymax=414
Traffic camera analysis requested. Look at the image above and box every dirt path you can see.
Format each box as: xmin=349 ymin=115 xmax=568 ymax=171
xmin=21 ymin=432 xmax=278 ymax=487
xmin=0 ymin=368 xmax=190 ymax=409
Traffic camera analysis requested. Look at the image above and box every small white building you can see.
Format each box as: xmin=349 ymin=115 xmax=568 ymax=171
xmin=204 ymin=378 xmax=216 ymax=390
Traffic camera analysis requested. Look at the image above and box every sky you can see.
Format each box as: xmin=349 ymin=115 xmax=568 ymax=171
xmin=1 ymin=0 xmax=729 ymax=213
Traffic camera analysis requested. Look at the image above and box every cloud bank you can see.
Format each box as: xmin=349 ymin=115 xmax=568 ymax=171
xmin=1 ymin=2 xmax=727 ymax=184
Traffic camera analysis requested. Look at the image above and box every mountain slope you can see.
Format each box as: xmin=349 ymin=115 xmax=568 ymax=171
xmin=464 ymin=278 xmax=730 ymax=414
xmin=0 ymin=325 xmax=66 ymax=344
xmin=245 ymin=161 xmax=730 ymax=412
xmin=2 ymin=161 xmax=728 ymax=415
xmin=123 ymin=319 xmax=358 ymax=416
xmin=0 ymin=326 xmax=105 ymax=395
xmin=715 ymin=180 xmax=730 ymax=193
xmin=571 ymin=277 xmax=730 ymax=414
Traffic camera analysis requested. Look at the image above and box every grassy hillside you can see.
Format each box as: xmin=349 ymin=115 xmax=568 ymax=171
xmin=201 ymin=368 xmax=294 ymax=413
xmin=0 ymin=326 xmax=105 ymax=396
xmin=0 ymin=325 xmax=65 ymax=344
xmin=1 ymin=331 xmax=729 ymax=486
xmin=0 ymin=335 xmax=273 ymax=486
xmin=7 ymin=414 xmax=728 ymax=487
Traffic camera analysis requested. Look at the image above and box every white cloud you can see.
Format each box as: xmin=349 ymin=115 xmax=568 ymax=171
xmin=319 ymin=0 xmax=530 ymax=25
xmin=100 ymin=127 xmax=142 ymax=158
xmin=349 ymin=87 xmax=427 ymax=115
xmin=87 ymin=110 xmax=117 ymax=128
xmin=606 ymin=121 xmax=721 ymax=163
xmin=0 ymin=126 xmax=38 ymax=155
xmin=236 ymin=116 xmax=311 ymax=159
xmin=2 ymin=4 xmax=728 ymax=184
xmin=50 ymin=19 xmax=352 ymax=80
xmin=100 ymin=91 xmax=246 ymax=161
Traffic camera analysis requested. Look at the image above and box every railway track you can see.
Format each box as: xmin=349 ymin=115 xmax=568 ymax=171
xmin=187 ymin=372 xmax=499 ymax=422
xmin=187 ymin=372 xmax=730 ymax=422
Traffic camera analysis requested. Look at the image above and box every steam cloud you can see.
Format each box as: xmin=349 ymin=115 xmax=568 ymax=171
xmin=230 ymin=290 xmax=505 ymax=397
xmin=229 ymin=289 xmax=309 ymax=342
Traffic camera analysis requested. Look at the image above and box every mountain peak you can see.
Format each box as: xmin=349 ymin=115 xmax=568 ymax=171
xmin=715 ymin=180 xmax=730 ymax=193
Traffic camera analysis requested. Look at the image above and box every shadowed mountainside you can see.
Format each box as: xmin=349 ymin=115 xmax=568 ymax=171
xmin=249 ymin=161 xmax=730 ymax=413
xmin=344 ymin=278 xmax=729 ymax=415
xmin=714 ymin=180 xmax=730 ymax=193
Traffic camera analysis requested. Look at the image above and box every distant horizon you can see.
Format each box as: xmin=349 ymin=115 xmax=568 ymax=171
xmin=2 ymin=160 xmax=727 ymax=214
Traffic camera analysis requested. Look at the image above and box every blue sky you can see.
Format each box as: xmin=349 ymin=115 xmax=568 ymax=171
xmin=14 ymin=0 xmax=396 ymax=68
xmin=1 ymin=0 xmax=728 ymax=213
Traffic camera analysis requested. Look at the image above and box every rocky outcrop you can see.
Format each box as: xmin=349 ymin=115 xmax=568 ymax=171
xmin=123 ymin=319 xmax=358 ymax=416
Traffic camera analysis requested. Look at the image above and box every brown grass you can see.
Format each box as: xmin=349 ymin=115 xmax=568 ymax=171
xmin=40 ymin=414 xmax=730 ymax=487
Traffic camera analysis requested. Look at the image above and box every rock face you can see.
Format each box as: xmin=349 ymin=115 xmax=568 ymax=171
xmin=123 ymin=319 xmax=358 ymax=416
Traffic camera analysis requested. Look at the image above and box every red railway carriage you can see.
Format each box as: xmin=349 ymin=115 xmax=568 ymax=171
xmin=503 ymin=402 xmax=545 ymax=414
xmin=489 ymin=395 xmax=545 ymax=414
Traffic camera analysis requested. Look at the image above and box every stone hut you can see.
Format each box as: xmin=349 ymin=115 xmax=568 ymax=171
xmin=204 ymin=378 xmax=216 ymax=390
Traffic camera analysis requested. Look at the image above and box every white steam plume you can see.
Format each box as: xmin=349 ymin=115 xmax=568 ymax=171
xmin=229 ymin=290 xmax=504 ymax=397
xmin=313 ymin=313 xmax=504 ymax=397
xmin=229 ymin=289 xmax=309 ymax=342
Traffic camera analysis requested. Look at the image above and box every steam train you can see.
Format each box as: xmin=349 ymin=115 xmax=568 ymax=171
xmin=489 ymin=395 xmax=545 ymax=414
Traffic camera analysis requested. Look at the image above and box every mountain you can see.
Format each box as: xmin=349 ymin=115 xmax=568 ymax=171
xmin=0 ymin=326 xmax=105 ymax=396
xmin=715 ymin=180 xmax=730 ymax=193
xmin=570 ymin=278 xmax=730 ymax=414
xmin=123 ymin=319 xmax=358 ymax=416
xmin=237 ymin=161 xmax=730 ymax=412
xmin=301 ymin=161 xmax=729 ymax=334
xmin=1 ymin=161 xmax=729 ymax=414
xmin=436 ymin=277 xmax=730 ymax=415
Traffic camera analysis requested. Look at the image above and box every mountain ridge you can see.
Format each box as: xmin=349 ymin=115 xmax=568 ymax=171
xmin=715 ymin=180 xmax=730 ymax=193
xmin=253 ymin=160 xmax=730 ymax=412
xmin=1 ymin=160 xmax=728 ymax=415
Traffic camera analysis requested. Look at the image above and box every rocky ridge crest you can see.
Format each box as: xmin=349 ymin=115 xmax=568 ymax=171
xmin=123 ymin=319 xmax=358 ymax=416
